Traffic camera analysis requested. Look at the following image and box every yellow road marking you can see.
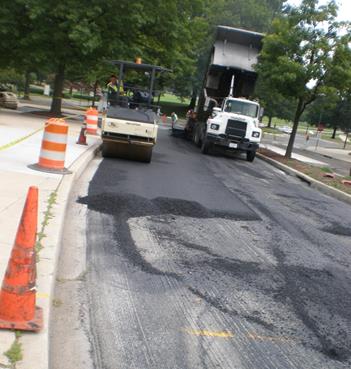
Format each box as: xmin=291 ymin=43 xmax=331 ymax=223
xmin=183 ymin=328 xmax=234 ymax=338
xmin=36 ymin=292 xmax=49 ymax=299
xmin=183 ymin=328 xmax=292 ymax=343
xmin=0 ymin=127 xmax=43 ymax=151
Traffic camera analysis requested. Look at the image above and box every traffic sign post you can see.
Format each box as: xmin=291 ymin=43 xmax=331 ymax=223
xmin=317 ymin=124 xmax=325 ymax=132
xmin=315 ymin=123 xmax=324 ymax=151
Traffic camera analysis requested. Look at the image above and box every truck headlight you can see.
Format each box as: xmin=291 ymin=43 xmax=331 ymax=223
xmin=252 ymin=131 xmax=260 ymax=138
xmin=210 ymin=123 xmax=220 ymax=130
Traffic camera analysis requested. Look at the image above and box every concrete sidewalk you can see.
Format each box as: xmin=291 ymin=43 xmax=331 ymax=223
xmin=261 ymin=144 xmax=328 ymax=166
xmin=19 ymin=95 xmax=90 ymax=111
xmin=0 ymin=107 xmax=100 ymax=368
xmin=311 ymin=145 xmax=351 ymax=164
xmin=18 ymin=101 xmax=86 ymax=120
xmin=261 ymin=139 xmax=351 ymax=176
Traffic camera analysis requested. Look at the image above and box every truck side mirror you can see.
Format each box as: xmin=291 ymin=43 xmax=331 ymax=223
xmin=213 ymin=107 xmax=221 ymax=113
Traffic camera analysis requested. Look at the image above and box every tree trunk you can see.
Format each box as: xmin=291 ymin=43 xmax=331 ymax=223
xmin=92 ymin=80 xmax=98 ymax=107
xmin=189 ymin=89 xmax=197 ymax=110
xmin=285 ymin=98 xmax=304 ymax=159
xmin=50 ymin=64 xmax=65 ymax=116
xmin=23 ymin=70 xmax=31 ymax=100
xmin=331 ymin=125 xmax=337 ymax=139
xmin=343 ymin=131 xmax=349 ymax=149
xmin=268 ymin=114 xmax=273 ymax=128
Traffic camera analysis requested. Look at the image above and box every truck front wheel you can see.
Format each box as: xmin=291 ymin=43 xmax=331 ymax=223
xmin=193 ymin=129 xmax=201 ymax=147
xmin=201 ymin=139 xmax=211 ymax=155
xmin=246 ymin=150 xmax=256 ymax=162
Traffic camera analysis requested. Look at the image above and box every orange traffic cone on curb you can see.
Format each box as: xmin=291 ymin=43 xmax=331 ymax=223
xmin=0 ymin=186 xmax=43 ymax=332
xmin=76 ymin=123 xmax=88 ymax=145
xmin=28 ymin=118 xmax=71 ymax=175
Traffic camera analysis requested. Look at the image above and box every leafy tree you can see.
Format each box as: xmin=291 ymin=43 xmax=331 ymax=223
xmin=0 ymin=68 xmax=24 ymax=91
xmin=0 ymin=0 xmax=212 ymax=113
xmin=210 ymin=0 xmax=285 ymax=33
xmin=255 ymin=79 xmax=296 ymax=126
xmin=306 ymin=94 xmax=351 ymax=138
xmin=255 ymin=0 xmax=351 ymax=158
xmin=0 ymin=0 xmax=286 ymax=114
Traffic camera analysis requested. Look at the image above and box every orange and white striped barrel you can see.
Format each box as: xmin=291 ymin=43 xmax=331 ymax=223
xmin=38 ymin=118 xmax=68 ymax=170
xmin=85 ymin=107 xmax=98 ymax=135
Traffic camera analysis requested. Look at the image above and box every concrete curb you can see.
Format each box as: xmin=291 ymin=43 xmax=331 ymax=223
xmin=17 ymin=141 xmax=101 ymax=369
xmin=257 ymin=153 xmax=351 ymax=206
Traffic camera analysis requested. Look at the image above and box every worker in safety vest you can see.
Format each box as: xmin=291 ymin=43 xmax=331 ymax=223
xmin=107 ymin=74 xmax=124 ymax=106
xmin=171 ymin=112 xmax=178 ymax=128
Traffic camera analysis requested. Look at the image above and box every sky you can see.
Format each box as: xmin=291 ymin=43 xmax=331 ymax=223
xmin=287 ymin=0 xmax=350 ymax=21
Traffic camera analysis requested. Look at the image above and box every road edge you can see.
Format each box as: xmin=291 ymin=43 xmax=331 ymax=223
xmin=17 ymin=141 xmax=101 ymax=369
xmin=257 ymin=152 xmax=351 ymax=206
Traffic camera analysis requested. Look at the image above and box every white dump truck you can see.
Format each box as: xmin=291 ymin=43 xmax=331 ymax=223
xmin=187 ymin=26 xmax=264 ymax=162
xmin=101 ymin=61 xmax=169 ymax=163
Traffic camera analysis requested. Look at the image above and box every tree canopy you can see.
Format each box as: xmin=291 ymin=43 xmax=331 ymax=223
xmin=0 ymin=0 xmax=286 ymax=114
xmin=255 ymin=0 xmax=351 ymax=158
xmin=306 ymin=93 xmax=351 ymax=135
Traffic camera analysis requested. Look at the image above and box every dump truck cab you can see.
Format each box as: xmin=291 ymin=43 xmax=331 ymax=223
xmin=205 ymin=97 xmax=262 ymax=161
xmin=101 ymin=60 xmax=169 ymax=162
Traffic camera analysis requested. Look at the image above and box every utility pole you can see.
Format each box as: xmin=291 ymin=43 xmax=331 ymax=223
xmin=343 ymin=129 xmax=349 ymax=149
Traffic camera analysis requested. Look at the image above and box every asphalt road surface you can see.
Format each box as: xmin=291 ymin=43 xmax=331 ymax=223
xmin=51 ymin=128 xmax=351 ymax=369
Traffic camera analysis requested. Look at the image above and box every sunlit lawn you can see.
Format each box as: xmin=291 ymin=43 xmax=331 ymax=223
xmin=159 ymin=93 xmax=190 ymax=105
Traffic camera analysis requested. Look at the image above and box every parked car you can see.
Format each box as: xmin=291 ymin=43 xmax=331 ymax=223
xmin=278 ymin=125 xmax=292 ymax=134
xmin=0 ymin=91 xmax=18 ymax=109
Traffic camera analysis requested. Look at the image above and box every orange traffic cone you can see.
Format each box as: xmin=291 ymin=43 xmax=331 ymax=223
xmin=85 ymin=107 xmax=98 ymax=135
xmin=28 ymin=118 xmax=71 ymax=175
xmin=0 ymin=186 xmax=43 ymax=332
xmin=76 ymin=123 xmax=88 ymax=145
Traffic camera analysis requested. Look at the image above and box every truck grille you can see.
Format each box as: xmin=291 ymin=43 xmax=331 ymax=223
xmin=225 ymin=119 xmax=247 ymax=139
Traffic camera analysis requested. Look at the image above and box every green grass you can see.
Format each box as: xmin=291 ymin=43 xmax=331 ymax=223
xmin=159 ymin=93 xmax=190 ymax=119
xmin=52 ymin=298 xmax=63 ymax=308
xmin=262 ymin=127 xmax=280 ymax=134
xmin=262 ymin=116 xmax=290 ymax=128
xmin=36 ymin=190 xmax=57 ymax=257
xmin=159 ymin=93 xmax=190 ymax=105
xmin=320 ymin=133 xmax=342 ymax=142
xmin=4 ymin=338 xmax=22 ymax=366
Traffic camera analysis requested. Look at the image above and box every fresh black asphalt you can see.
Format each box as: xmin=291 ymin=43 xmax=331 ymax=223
xmin=71 ymin=128 xmax=350 ymax=369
